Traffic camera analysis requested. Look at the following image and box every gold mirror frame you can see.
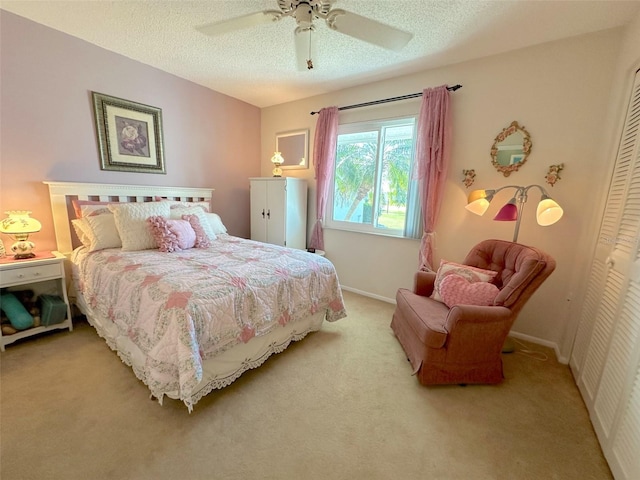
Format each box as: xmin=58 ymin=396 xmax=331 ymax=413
xmin=490 ymin=121 xmax=532 ymax=177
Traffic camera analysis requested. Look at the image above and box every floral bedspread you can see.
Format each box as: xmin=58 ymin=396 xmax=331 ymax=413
xmin=73 ymin=235 xmax=346 ymax=405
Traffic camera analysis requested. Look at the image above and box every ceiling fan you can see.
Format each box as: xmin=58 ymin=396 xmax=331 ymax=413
xmin=196 ymin=0 xmax=413 ymax=70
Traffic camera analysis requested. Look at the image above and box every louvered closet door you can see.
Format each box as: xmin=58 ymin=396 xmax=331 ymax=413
xmin=570 ymin=69 xmax=640 ymax=480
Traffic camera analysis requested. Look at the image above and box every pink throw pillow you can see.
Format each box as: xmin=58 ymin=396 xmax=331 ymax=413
xmin=431 ymin=260 xmax=498 ymax=302
xmin=147 ymin=216 xmax=196 ymax=252
xmin=182 ymin=214 xmax=211 ymax=248
xmin=439 ymin=274 xmax=500 ymax=308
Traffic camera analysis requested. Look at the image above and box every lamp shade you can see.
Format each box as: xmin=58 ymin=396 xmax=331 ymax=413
xmin=493 ymin=198 xmax=518 ymax=221
xmin=465 ymin=189 xmax=494 ymax=216
xmin=271 ymin=151 xmax=284 ymax=165
xmin=0 ymin=211 xmax=41 ymax=236
xmin=536 ymin=196 xmax=564 ymax=226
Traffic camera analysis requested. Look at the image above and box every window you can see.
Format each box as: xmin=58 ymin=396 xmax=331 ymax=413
xmin=327 ymin=117 xmax=418 ymax=237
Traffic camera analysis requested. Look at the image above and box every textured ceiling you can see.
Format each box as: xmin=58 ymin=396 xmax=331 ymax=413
xmin=2 ymin=0 xmax=639 ymax=108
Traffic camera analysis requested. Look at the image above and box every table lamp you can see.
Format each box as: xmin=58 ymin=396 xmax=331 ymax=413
xmin=0 ymin=211 xmax=42 ymax=259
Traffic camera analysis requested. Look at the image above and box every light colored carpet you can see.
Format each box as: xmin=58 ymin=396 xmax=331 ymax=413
xmin=0 ymin=291 xmax=611 ymax=480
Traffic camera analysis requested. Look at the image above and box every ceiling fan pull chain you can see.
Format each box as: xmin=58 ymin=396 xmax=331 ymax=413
xmin=307 ymin=27 xmax=313 ymax=70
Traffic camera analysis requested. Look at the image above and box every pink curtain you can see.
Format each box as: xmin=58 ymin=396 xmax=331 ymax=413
xmin=309 ymin=106 xmax=339 ymax=250
xmin=414 ymin=86 xmax=451 ymax=271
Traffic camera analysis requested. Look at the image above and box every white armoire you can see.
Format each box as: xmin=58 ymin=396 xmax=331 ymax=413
xmin=249 ymin=177 xmax=307 ymax=250
xmin=570 ymin=69 xmax=640 ymax=480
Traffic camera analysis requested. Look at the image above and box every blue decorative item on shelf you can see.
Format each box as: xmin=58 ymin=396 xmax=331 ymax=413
xmin=1 ymin=293 xmax=35 ymax=330
xmin=39 ymin=295 xmax=67 ymax=326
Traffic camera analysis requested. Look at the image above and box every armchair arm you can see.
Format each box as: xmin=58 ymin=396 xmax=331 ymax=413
xmin=443 ymin=305 xmax=514 ymax=360
xmin=445 ymin=305 xmax=512 ymax=331
xmin=414 ymin=271 xmax=436 ymax=297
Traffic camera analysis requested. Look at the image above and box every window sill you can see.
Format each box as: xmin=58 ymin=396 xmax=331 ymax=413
xmin=324 ymin=225 xmax=420 ymax=241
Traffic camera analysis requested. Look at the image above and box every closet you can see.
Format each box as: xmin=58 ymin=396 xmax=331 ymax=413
xmin=249 ymin=177 xmax=307 ymax=250
xmin=570 ymin=69 xmax=640 ymax=480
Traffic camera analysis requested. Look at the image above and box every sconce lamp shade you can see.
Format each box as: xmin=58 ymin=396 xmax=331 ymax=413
xmin=493 ymin=198 xmax=518 ymax=221
xmin=0 ymin=211 xmax=42 ymax=259
xmin=465 ymin=189 xmax=495 ymax=216
xmin=271 ymin=151 xmax=284 ymax=177
xmin=536 ymin=195 xmax=564 ymax=226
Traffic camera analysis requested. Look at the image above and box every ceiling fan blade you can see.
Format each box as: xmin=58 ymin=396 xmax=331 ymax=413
xmin=326 ymin=10 xmax=412 ymax=51
xmin=295 ymin=27 xmax=316 ymax=71
xmin=196 ymin=10 xmax=282 ymax=37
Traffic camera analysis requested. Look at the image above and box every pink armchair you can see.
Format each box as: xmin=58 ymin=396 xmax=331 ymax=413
xmin=391 ymin=239 xmax=555 ymax=385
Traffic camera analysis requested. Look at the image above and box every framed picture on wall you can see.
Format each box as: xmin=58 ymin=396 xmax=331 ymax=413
xmin=92 ymin=92 xmax=166 ymax=174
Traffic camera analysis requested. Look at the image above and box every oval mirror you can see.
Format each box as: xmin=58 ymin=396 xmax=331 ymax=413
xmin=490 ymin=121 xmax=532 ymax=177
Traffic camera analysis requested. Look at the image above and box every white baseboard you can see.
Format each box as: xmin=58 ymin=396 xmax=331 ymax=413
xmin=509 ymin=331 xmax=566 ymax=364
xmin=340 ymin=285 xmax=396 ymax=305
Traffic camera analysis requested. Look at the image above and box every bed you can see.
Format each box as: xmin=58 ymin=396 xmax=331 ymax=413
xmin=45 ymin=181 xmax=346 ymax=411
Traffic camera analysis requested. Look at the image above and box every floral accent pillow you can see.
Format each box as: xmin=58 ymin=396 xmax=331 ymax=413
xmin=182 ymin=214 xmax=211 ymax=248
xmin=147 ymin=216 xmax=196 ymax=252
xmin=431 ymin=259 xmax=498 ymax=302
xmin=439 ymin=274 xmax=500 ymax=308
xmin=170 ymin=206 xmax=217 ymax=242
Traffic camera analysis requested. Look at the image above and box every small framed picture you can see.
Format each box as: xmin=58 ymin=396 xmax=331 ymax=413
xmin=92 ymin=92 xmax=166 ymax=174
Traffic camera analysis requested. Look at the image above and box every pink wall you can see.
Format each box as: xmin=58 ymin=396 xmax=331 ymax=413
xmin=0 ymin=11 xmax=261 ymax=252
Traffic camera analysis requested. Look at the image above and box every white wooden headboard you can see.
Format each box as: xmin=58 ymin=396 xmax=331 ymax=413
xmin=45 ymin=181 xmax=214 ymax=255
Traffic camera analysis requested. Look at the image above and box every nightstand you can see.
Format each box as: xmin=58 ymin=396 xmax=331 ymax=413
xmin=0 ymin=251 xmax=73 ymax=351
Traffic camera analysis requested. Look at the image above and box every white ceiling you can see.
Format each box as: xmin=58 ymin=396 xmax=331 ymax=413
xmin=2 ymin=0 xmax=640 ymax=108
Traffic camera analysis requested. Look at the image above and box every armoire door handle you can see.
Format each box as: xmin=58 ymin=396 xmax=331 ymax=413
xmin=267 ymin=209 xmax=271 ymax=219
xmin=261 ymin=209 xmax=265 ymax=218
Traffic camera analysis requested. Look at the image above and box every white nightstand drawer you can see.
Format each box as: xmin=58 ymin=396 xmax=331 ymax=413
xmin=0 ymin=263 xmax=62 ymax=287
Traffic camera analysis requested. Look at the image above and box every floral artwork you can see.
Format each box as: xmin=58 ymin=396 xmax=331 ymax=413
xmin=116 ymin=117 xmax=149 ymax=157
xmin=92 ymin=92 xmax=165 ymax=174
xmin=545 ymin=163 xmax=564 ymax=187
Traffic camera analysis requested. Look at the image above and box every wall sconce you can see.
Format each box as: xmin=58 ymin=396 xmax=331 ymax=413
xmin=465 ymin=185 xmax=563 ymax=242
xmin=0 ymin=211 xmax=42 ymax=259
xmin=545 ymin=163 xmax=564 ymax=187
xmin=462 ymin=169 xmax=476 ymax=188
xmin=271 ymin=151 xmax=284 ymax=177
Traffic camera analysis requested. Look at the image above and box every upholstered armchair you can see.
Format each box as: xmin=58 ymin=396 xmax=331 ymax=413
xmin=391 ymin=239 xmax=556 ymax=386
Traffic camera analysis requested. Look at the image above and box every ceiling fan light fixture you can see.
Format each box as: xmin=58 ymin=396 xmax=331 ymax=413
xmin=293 ymin=3 xmax=314 ymax=27
xmin=197 ymin=0 xmax=413 ymax=70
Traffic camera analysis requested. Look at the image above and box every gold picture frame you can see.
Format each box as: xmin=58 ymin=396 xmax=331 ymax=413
xmin=92 ymin=92 xmax=166 ymax=174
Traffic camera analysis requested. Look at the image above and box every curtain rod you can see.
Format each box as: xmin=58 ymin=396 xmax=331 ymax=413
xmin=310 ymin=84 xmax=462 ymax=115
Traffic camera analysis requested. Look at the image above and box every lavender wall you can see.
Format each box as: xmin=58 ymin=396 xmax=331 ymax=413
xmin=0 ymin=11 xmax=261 ymax=251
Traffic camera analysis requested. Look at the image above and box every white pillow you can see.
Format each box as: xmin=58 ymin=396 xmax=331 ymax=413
xmin=160 ymin=199 xmax=211 ymax=212
xmin=72 ymin=216 xmax=122 ymax=252
xmin=108 ymin=202 xmax=171 ymax=251
xmin=206 ymin=213 xmax=227 ymax=235
xmin=170 ymin=206 xmax=216 ymax=241
xmin=71 ymin=218 xmax=91 ymax=247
